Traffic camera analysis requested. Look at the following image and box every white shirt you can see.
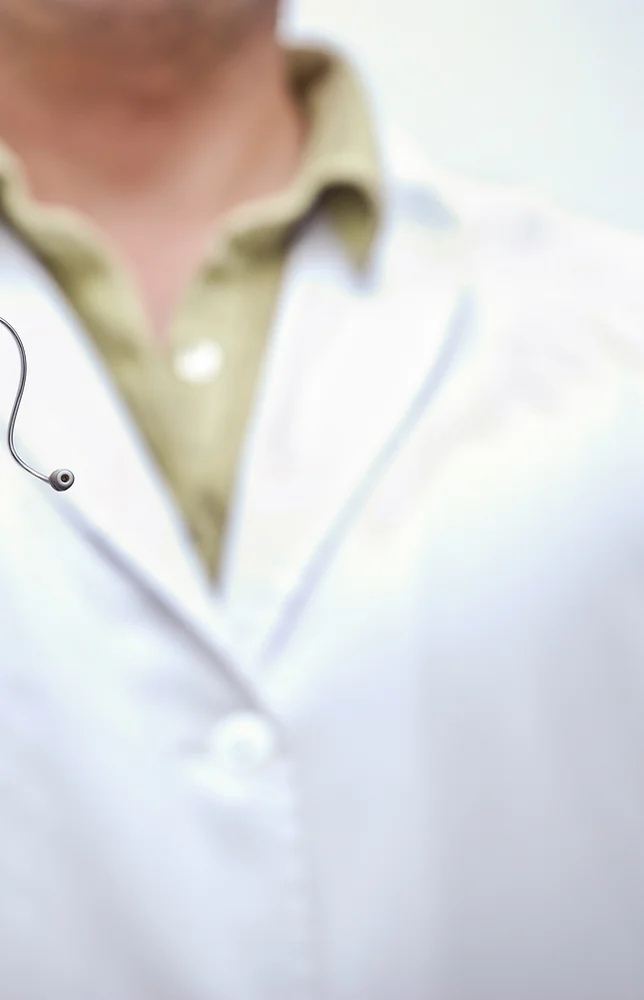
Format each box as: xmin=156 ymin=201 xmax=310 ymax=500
xmin=0 ymin=130 xmax=644 ymax=999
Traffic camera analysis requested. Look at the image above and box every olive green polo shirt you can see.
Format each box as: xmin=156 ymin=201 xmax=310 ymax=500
xmin=0 ymin=48 xmax=382 ymax=579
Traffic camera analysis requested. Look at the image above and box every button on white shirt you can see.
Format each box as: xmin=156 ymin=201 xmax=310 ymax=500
xmin=191 ymin=713 xmax=278 ymax=798
xmin=173 ymin=340 xmax=224 ymax=385
xmin=211 ymin=713 xmax=276 ymax=774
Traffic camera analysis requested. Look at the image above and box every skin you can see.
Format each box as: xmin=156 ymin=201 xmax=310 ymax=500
xmin=0 ymin=0 xmax=304 ymax=337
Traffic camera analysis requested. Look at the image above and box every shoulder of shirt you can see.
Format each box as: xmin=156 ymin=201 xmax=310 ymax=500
xmin=383 ymin=126 xmax=644 ymax=272
xmin=380 ymin=126 xmax=644 ymax=350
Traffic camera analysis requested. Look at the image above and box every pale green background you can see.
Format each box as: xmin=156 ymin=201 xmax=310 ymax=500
xmin=285 ymin=0 xmax=644 ymax=233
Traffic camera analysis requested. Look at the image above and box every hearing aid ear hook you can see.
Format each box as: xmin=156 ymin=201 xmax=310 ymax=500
xmin=0 ymin=317 xmax=74 ymax=492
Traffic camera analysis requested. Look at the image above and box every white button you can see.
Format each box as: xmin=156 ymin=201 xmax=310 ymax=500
xmin=200 ymin=712 xmax=277 ymax=794
xmin=213 ymin=713 xmax=275 ymax=770
xmin=173 ymin=341 xmax=224 ymax=385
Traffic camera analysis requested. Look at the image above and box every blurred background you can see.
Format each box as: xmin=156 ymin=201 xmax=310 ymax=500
xmin=284 ymin=0 xmax=644 ymax=233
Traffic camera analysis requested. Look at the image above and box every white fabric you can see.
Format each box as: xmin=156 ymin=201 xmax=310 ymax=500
xmin=1 ymin=132 xmax=644 ymax=1000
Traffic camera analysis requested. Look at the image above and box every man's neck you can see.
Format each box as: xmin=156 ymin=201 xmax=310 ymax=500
xmin=0 ymin=3 xmax=306 ymax=336
xmin=0 ymin=5 xmax=304 ymax=222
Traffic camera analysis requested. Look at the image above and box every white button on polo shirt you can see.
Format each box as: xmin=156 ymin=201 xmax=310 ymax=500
xmin=173 ymin=340 xmax=224 ymax=385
